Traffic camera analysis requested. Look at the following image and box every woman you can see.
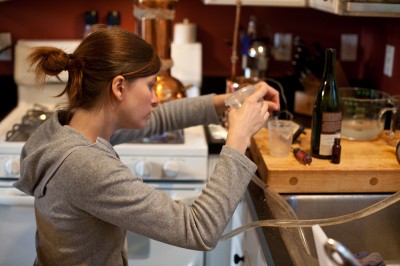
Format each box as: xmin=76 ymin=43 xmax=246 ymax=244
xmin=14 ymin=26 xmax=279 ymax=265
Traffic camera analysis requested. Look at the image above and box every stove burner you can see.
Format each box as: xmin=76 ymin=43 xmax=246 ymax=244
xmin=22 ymin=109 xmax=52 ymax=127
xmin=6 ymin=104 xmax=52 ymax=142
xmin=129 ymin=130 xmax=185 ymax=144
xmin=5 ymin=104 xmax=185 ymax=144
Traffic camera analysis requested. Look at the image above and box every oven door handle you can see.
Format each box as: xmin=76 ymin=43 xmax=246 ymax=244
xmin=0 ymin=188 xmax=34 ymax=206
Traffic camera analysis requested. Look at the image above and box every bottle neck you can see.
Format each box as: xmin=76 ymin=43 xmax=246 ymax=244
xmin=322 ymin=49 xmax=336 ymax=83
xmin=247 ymin=16 xmax=257 ymax=41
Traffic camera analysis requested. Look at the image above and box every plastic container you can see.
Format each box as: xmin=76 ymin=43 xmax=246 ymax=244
xmin=224 ymin=85 xmax=255 ymax=109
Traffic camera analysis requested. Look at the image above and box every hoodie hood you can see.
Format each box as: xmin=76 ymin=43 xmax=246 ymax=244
xmin=13 ymin=111 xmax=95 ymax=197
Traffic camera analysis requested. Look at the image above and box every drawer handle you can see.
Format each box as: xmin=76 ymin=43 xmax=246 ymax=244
xmin=234 ymin=254 xmax=244 ymax=264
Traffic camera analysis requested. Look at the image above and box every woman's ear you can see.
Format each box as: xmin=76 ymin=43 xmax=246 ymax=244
xmin=111 ymin=75 xmax=125 ymax=101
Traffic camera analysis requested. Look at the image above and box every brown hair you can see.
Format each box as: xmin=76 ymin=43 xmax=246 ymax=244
xmin=28 ymin=25 xmax=161 ymax=112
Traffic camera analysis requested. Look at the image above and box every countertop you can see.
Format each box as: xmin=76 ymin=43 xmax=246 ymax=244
xmin=250 ymin=127 xmax=400 ymax=193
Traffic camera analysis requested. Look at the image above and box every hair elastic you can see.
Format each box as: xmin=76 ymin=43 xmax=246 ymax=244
xmin=64 ymin=54 xmax=72 ymax=71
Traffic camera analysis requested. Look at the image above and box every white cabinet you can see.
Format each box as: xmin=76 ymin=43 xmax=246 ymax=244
xmin=308 ymin=0 xmax=338 ymax=13
xmin=221 ymin=198 xmax=267 ymax=266
xmin=240 ymin=199 xmax=267 ymax=266
xmin=206 ymin=156 xmax=267 ymax=266
xmin=204 ymin=200 xmax=246 ymax=266
xmin=205 ymin=198 xmax=267 ymax=266
xmin=308 ymin=0 xmax=400 ymax=17
xmin=203 ymin=0 xmax=306 ymax=7
xmin=229 ymin=200 xmax=245 ymax=266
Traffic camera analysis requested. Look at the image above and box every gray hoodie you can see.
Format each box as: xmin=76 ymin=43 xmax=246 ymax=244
xmin=14 ymin=95 xmax=257 ymax=266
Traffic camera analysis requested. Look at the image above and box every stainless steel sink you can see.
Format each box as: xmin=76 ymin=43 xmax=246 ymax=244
xmin=282 ymin=193 xmax=400 ymax=264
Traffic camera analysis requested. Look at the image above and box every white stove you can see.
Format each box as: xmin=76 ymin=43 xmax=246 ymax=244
xmin=0 ymin=40 xmax=81 ymax=184
xmin=0 ymin=39 xmax=209 ymax=184
xmin=0 ymin=40 xmax=209 ymax=266
xmin=116 ymin=127 xmax=208 ymax=182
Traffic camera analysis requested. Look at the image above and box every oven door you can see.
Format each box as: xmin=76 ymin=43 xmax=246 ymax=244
xmin=127 ymin=232 xmax=204 ymax=266
xmin=127 ymin=182 xmax=205 ymax=266
xmin=0 ymin=183 xmax=206 ymax=266
xmin=0 ymin=188 xmax=36 ymax=266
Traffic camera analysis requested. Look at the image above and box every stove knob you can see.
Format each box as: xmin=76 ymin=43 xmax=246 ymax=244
xmin=5 ymin=159 xmax=20 ymax=176
xmin=134 ymin=161 xmax=152 ymax=178
xmin=163 ymin=160 xmax=179 ymax=178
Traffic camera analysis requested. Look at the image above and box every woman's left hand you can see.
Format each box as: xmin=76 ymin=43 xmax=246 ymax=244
xmin=213 ymin=81 xmax=280 ymax=115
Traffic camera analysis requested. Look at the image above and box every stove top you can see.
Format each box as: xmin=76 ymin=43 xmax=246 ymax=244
xmin=0 ymin=102 xmax=208 ymax=182
xmin=0 ymin=39 xmax=209 ymax=183
xmin=3 ymin=103 xmax=185 ymax=144
xmin=5 ymin=104 xmax=52 ymax=142
xmin=129 ymin=130 xmax=184 ymax=144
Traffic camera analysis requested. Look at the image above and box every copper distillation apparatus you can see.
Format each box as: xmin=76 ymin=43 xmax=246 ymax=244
xmin=227 ymin=0 xmax=270 ymax=93
xmin=133 ymin=0 xmax=188 ymax=103
xmin=226 ymin=0 xmax=258 ymax=93
xmin=226 ymin=0 xmax=253 ymax=93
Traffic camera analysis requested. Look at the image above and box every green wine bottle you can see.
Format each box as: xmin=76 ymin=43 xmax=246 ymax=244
xmin=311 ymin=48 xmax=342 ymax=159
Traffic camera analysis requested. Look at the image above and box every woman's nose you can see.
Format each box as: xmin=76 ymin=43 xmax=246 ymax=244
xmin=151 ymin=90 xmax=159 ymax=107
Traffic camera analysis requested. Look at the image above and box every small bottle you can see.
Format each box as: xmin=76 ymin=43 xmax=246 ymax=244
xmin=243 ymin=16 xmax=269 ymax=79
xmin=247 ymin=15 xmax=257 ymax=41
xmin=241 ymin=16 xmax=257 ymax=74
xmin=242 ymin=15 xmax=257 ymax=75
xmin=106 ymin=11 xmax=121 ymax=28
xmin=84 ymin=10 xmax=99 ymax=37
xmin=310 ymin=48 xmax=342 ymax=159
xmin=331 ymin=138 xmax=341 ymax=164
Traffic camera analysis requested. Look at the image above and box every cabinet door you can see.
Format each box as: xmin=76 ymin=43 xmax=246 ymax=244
xmin=242 ymin=229 xmax=267 ymax=266
xmin=241 ymin=200 xmax=268 ymax=266
xmin=230 ymin=201 xmax=245 ymax=266
xmin=308 ymin=0 xmax=338 ymax=13
xmin=203 ymin=0 xmax=306 ymax=7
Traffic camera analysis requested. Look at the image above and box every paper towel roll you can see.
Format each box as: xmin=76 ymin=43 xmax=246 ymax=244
xmin=171 ymin=42 xmax=202 ymax=96
xmin=173 ymin=18 xmax=197 ymax=44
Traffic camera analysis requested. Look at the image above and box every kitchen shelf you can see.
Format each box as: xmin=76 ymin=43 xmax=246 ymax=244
xmin=202 ymin=0 xmax=306 ymax=7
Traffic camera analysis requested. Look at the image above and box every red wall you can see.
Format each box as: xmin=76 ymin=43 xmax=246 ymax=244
xmin=0 ymin=0 xmax=399 ymax=95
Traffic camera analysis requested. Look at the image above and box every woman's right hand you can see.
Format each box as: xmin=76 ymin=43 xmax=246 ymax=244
xmin=225 ymin=85 xmax=275 ymax=154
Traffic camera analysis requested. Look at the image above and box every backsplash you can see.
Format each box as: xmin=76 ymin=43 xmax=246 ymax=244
xmin=0 ymin=0 xmax=399 ymax=95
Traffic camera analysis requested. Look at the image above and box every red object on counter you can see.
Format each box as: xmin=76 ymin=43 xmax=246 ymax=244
xmin=293 ymin=148 xmax=312 ymax=165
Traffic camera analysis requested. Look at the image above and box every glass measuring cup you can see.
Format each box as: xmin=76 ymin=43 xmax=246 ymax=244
xmin=339 ymin=87 xmax=392 ymax=141
xmin=380 ymin=94 xmax=400 ymax=146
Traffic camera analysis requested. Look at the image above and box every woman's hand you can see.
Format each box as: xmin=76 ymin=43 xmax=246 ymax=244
xmin=255 ymin=81 xmax=280 ymax=112
xmin=213 ymin=81 xmax=280 ymax=115
xmin=225 ymin=82 xmax=280 ymax=154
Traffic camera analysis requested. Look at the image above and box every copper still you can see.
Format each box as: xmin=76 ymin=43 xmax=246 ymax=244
xmin=133 ymin=0 xmax=187 ymax=103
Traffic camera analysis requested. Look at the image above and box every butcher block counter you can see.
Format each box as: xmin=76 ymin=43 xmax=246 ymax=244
xmin=250 ymin=127 xmax=400 ymax=193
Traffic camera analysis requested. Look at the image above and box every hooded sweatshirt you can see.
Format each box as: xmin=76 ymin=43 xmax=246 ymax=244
xmin=14 ymin=94 xmax=257 ymax=266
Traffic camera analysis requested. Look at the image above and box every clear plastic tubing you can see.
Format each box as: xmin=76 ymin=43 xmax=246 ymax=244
xmin=221 ymin=175 xmax=400 ymax=240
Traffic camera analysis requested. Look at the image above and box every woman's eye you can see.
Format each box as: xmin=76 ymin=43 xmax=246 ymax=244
xmin=147 ymin=76 xmax=157 ymax=91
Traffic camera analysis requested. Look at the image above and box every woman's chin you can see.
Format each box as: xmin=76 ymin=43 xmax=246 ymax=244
xmin=137 ymin=119 xmax=150 ymax=128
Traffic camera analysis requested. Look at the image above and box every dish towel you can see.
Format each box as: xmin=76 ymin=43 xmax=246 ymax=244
xmin=354 ymin=251 xmax=385 ymax=266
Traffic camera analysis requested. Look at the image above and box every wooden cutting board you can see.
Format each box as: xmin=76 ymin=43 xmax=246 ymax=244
xmin=250 ymin=128 xmax=400 ymax=193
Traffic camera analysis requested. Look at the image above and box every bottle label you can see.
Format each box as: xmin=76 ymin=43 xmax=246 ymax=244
xmin=320 ymin=133 xmax=341 ymax=155
xmin=319 ymin=112 xmax=342 ymax=156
